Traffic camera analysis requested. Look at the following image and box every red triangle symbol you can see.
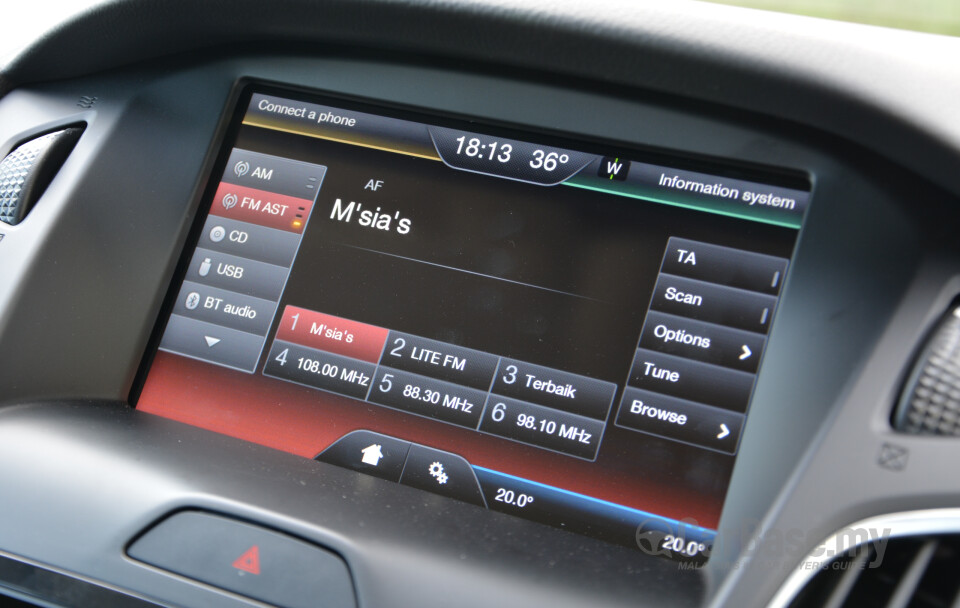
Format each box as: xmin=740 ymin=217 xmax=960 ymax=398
xmin=232 ymin=545 xmax=261 ymax=575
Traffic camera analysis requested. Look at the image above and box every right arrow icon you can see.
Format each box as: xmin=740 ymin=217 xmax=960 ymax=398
xmin=739 ymin=345 xmax=752 ymax=360
xmin=717 ymin=424 xmax=731 ymax=440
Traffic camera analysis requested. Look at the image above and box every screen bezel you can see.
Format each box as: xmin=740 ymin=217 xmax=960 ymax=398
xmin=128 ymin=80 xmax=813 ymax=565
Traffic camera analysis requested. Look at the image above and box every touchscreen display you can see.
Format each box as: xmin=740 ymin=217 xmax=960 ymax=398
xmin=136 ymin=88 xmax=810 ymax=562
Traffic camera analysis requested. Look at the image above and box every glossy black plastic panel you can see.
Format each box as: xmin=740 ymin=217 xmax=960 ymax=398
xmin=0 ymin=50 xmax=956 ymax=608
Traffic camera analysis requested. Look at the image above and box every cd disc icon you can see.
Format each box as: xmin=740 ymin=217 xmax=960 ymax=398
xmin=233 ymin=160 xmax=250 ymax=177
xmin=221 ymin=193 xmax=238 ymax=210
xmin=209 ymin=225 xmax=226 ymax=242
xmin=185 ymin=291 xmax=201 ymax=310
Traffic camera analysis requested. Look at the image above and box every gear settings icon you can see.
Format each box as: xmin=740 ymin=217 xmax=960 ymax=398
xmin=428 ymin=461 xmax=449 ymax=485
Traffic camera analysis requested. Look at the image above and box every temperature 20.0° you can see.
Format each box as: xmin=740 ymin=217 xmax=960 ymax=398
xmin=494 ymin=487 xmax=535 ymax=508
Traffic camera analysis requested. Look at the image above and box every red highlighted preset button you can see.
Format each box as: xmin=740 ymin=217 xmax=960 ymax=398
xmin=275 ymin=306 xmax=388 ymax=363
xmin=210 ymin=182 xmax=314 ymax=234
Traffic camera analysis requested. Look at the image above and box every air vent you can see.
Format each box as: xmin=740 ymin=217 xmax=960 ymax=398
xmin=894 ymin=305 xmax=960 ymax=435
xmin=788 ymin=535 xmax=960 ymax=608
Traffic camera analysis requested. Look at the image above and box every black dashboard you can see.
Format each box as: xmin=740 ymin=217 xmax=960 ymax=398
xmin=1 ymin=2 xmax=960 ymax=607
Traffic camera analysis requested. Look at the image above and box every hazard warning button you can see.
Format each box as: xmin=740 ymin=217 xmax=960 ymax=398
xmin=232 ymin=544 xmax=261 ymax=575
xmin=128 ymin=511 xmax=355 ymax=608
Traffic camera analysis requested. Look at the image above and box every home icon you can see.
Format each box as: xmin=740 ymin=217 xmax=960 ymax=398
xmin=360 ymin=444 xmax=384 ymax=466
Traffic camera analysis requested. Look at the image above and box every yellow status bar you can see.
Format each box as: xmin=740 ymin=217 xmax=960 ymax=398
xmin=242 ymin=117 xmax=442 ymax=162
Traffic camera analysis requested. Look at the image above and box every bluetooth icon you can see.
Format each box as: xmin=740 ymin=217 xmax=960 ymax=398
xmin=185 ymin=291 xmax=201 ymax=310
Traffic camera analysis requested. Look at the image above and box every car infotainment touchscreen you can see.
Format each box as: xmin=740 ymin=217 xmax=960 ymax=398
xmin=136 ymin=87 xmax=810 ymax=562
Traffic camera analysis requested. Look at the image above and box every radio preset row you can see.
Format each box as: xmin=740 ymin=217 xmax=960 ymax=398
xmin=262 ymin=306 xmax=615 ymax=461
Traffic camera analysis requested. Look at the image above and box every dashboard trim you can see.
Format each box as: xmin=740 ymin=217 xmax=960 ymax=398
xmin=0 ymin=45 xmax=957 ymax=608
xmin=4 ymin=0 xmax=960 ymax=200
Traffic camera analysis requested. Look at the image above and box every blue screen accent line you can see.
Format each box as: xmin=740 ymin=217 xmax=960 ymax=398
xmin=472 ymin=465 xmax=717 ymax=537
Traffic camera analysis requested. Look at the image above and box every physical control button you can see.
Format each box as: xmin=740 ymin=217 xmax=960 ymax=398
xmin=127 ymin=511 xmax=356 ymax=608
xmin=316 ymin=430 xmax=412 ymax=483
xmin=399 ymin=444 xmax=486 ymax=507
xmin=615 ymin=387 xmax=744 ymax=454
